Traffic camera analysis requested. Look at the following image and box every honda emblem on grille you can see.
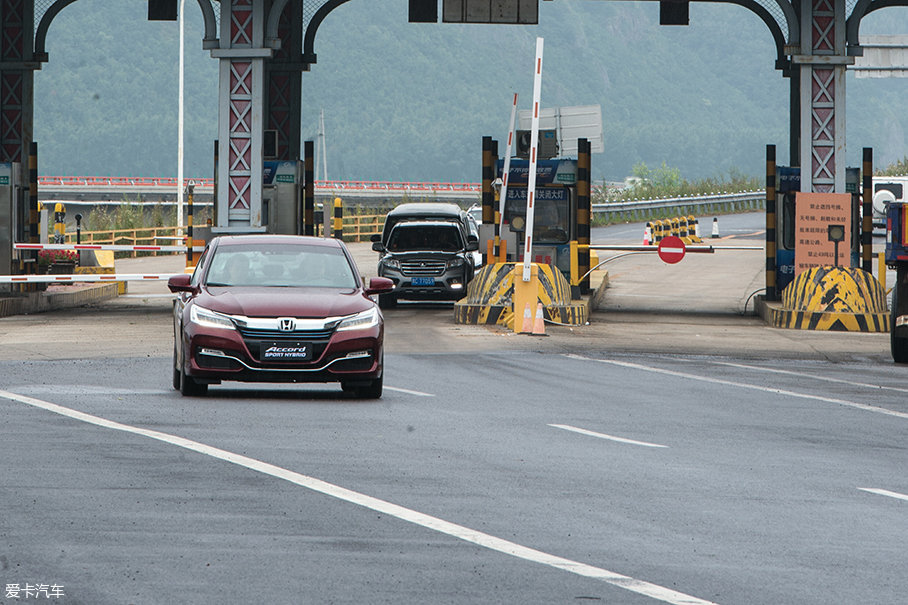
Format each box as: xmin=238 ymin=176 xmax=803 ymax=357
xmin=279 ymin=318 xmax=296 ymax=332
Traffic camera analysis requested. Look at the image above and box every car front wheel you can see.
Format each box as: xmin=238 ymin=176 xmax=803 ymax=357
xmin=172 ymin=345 xmax=181 ymax=390
xmin=179 ymin=347 xmax=208 ymax=396
xmin=354 ymin=374 xmax=383 ymax=399
xmin=892 ymin=282 xmax=908 ymax=363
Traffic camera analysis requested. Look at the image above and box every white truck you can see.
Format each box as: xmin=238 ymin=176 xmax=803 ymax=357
xmin=872 ymin=176 xmax=908 ymax=229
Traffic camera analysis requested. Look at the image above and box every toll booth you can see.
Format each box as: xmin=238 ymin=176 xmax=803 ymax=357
xmin=211 ymin=160 xmax=304 ymax=238
xmin=775 ymin=165 xmax=862 ymax=292
xmin=0 ymin=162 xmax=24 ymax=286
xmin=483 ymin=158 xmax=578 ymax=279
xmin=261 ymin=160 xmax=305 ymax=235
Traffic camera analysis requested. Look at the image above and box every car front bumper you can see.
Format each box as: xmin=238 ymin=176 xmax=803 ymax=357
xmin=182 ymin=323 xmax=383 ymax=384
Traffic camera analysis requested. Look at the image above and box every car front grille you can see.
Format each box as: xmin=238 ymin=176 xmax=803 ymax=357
xmin=236 ymin=326 xmax=335 ymax=340
xmin=236 ymin=326 xmax=334 ymax=363
xmin=400 ymin=260 xmax=446 ymax=276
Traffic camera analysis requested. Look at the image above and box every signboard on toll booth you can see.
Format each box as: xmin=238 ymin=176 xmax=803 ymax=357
xmin=794 ymin=192 xmax=852 ymax=274
xmin=497 ymin=159 xmax=577 ymax=187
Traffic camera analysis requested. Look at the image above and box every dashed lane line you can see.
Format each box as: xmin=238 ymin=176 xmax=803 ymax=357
xmin=549 ymin=424 xmax=668 ymax=448
xmin=858 ymin=488 xmax=908 ymax=502
xmin=711 ymin=361 xmax=908 ymax=395
xmin=384 ymin=386 xmax=435 ymax=397
xmin=0 ymin=389 xmax=717 ymax=605
xmin=564 ymin=354 xmax=908 ymax=421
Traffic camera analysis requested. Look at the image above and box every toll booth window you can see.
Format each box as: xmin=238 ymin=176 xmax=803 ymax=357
xmin=781 ymin=192 xmax=796 ymax=251
xmin=504 ymin=189 xmax=570 ymax=244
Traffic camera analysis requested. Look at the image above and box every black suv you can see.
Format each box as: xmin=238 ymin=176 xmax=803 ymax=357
xmin=371 ymin=203 xmax=480 ymax=307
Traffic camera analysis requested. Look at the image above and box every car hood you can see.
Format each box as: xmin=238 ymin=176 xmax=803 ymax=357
xmin=197 ymin=286 xmax=371 ymax=319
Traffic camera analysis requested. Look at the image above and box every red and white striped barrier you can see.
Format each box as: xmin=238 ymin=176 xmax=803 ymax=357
xmin=0 ymin=273 xmax=180 ymax=284
xmin=13 ymin=243 xmax=204 ymax=253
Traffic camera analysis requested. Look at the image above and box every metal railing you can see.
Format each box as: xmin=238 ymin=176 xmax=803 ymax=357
xmin=592 ymin=191 xmax=766 ymax=223
xmin=63 ymin=226 xmax=184 ymax=257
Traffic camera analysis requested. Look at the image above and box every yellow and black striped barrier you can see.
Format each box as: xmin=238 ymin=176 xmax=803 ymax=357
xmin=643 ymin=216 xmax=702 ymax=245
xmin=763 ymin=266 xmax=889 ymax=332
xmin=333 ymin=197 xmax=343 ymax=239
xmin=454 ymin=262 xmax=587 ymax=327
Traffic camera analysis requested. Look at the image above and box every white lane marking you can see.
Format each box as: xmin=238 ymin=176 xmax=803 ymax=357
xmin=564 ymin=354 xmax=908 ymax=421
xmin=858 ymin=488 xmax=908 ymax=502
xmin=549 ymin=424 xmax=668 ymax=449
xmin=11 ymin=385 xmax=168 ymax=396
xmin=712 ymin=361 xmax=908 ymax=395
xmin=0 ymin=389 xmax=716 ymax=605
xmin=385 ymin=386 xmax=435 ymax=397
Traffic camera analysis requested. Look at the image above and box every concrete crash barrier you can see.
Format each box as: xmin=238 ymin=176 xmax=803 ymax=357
xmin=454 ymin=262 xmax=587 ymax=327
xmin=763 ymin=266 xmax=890 ymax=332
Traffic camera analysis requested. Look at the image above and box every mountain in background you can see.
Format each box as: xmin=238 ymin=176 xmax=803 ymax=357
xmin=33 ymin=0 xmax=908 ymax=183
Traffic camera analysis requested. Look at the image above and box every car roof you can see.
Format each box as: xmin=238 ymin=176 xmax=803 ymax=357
xmin=387 ymin=203 xmax=464 ymax=217
xmin=390 ymin=220 xmax=462 ymax=229
xmin=212 ymin=234 xmax=344 ymax=249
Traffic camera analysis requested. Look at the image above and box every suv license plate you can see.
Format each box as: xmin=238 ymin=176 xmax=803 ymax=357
xmin=262 ymin=342 xmax=312 ymax=361
xmin=411 ymin=277 xmax=436 ymax=286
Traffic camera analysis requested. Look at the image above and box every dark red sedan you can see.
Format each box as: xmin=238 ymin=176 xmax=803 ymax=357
xmin=168 ymin=235 xmax=393 ymax=398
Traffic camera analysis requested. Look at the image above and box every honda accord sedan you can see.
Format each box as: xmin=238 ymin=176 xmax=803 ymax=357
xmin=168 ymin=235 xmax=393 ymax=398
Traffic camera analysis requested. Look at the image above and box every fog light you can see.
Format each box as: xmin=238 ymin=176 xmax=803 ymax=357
xmin=200 ymin=348 xmax=227 ymax=357
xmin=345 ymin=350 xmax=371 ymax=359
xmin=451 ymin=283 xmax=463 ymax=290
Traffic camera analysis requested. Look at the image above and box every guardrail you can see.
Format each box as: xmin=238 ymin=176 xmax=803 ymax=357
xmin=592 ymin=191 xmax=766 ymax=223
xmin=37 ymin=176 xmax=479 ymax=193
xmin=62 ymin=226 xmax=184 ymax=257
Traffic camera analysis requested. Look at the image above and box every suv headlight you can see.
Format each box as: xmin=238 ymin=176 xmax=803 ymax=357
xmin=337 ymin=307 xmax=380 ymax=332
xmin=446 ymin=257 xmax=465 ymax=269
xmin=382 ymin=258 xmax=401 ymax=271
xmin=190 ymin=305 xmax=236 ymax=330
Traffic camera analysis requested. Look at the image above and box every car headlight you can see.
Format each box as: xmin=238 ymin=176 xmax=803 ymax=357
xmin=382 ymin=258 xmax=401 ymax=271
xmin=337 ymin=307 xmax=380 ymax=332
xmin=190 ymin=304 xmax=236 ymax=330
xmin=446 ymin=257 xmax=465 ymax=269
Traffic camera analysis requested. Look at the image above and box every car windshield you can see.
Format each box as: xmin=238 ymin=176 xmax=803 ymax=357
xmin=205 ymin=243 xmax=358 ymax=288
xmin=387 ymin=224 xmax=463 ymax=252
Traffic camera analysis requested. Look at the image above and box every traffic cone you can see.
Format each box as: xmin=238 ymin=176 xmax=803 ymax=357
xmin=711 ymin=217 xmax=720 ymax=238
xmin=643 ymin=224 xmax=651 ymax=245
xmin=532 ymin=303 xmax=546 ymax=335
xmin=521 ymin=302 xmax=533 ymax=333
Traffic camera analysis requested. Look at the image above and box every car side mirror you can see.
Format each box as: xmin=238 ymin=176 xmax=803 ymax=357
xmin=167 ymin=273 xmax=196 ymax=293
xmin=465 ymin=241 xmax=479 ymax=252
xmin=372 ymin=241 xmax=385 ymax=252
xmin=365 ymin=277 xmax=394 ymax=296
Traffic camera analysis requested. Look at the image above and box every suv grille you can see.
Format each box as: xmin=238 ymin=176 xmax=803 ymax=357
xmin=400 ymin=260 xmax=446 ymax=276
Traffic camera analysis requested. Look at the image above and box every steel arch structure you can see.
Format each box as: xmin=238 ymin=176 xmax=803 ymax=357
xmin=3 ymin=0 xmax=908 ymax=257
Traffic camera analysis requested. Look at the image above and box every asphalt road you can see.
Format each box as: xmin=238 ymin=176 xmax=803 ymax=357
xmin=0 ymin=212 xmax=903 ymax=604
xmin=1 ymin=348 xmax=906 ymax=604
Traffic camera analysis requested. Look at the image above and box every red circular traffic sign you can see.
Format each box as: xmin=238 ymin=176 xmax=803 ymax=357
xmin=657 ymin=235 xmax=686 ymax=264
